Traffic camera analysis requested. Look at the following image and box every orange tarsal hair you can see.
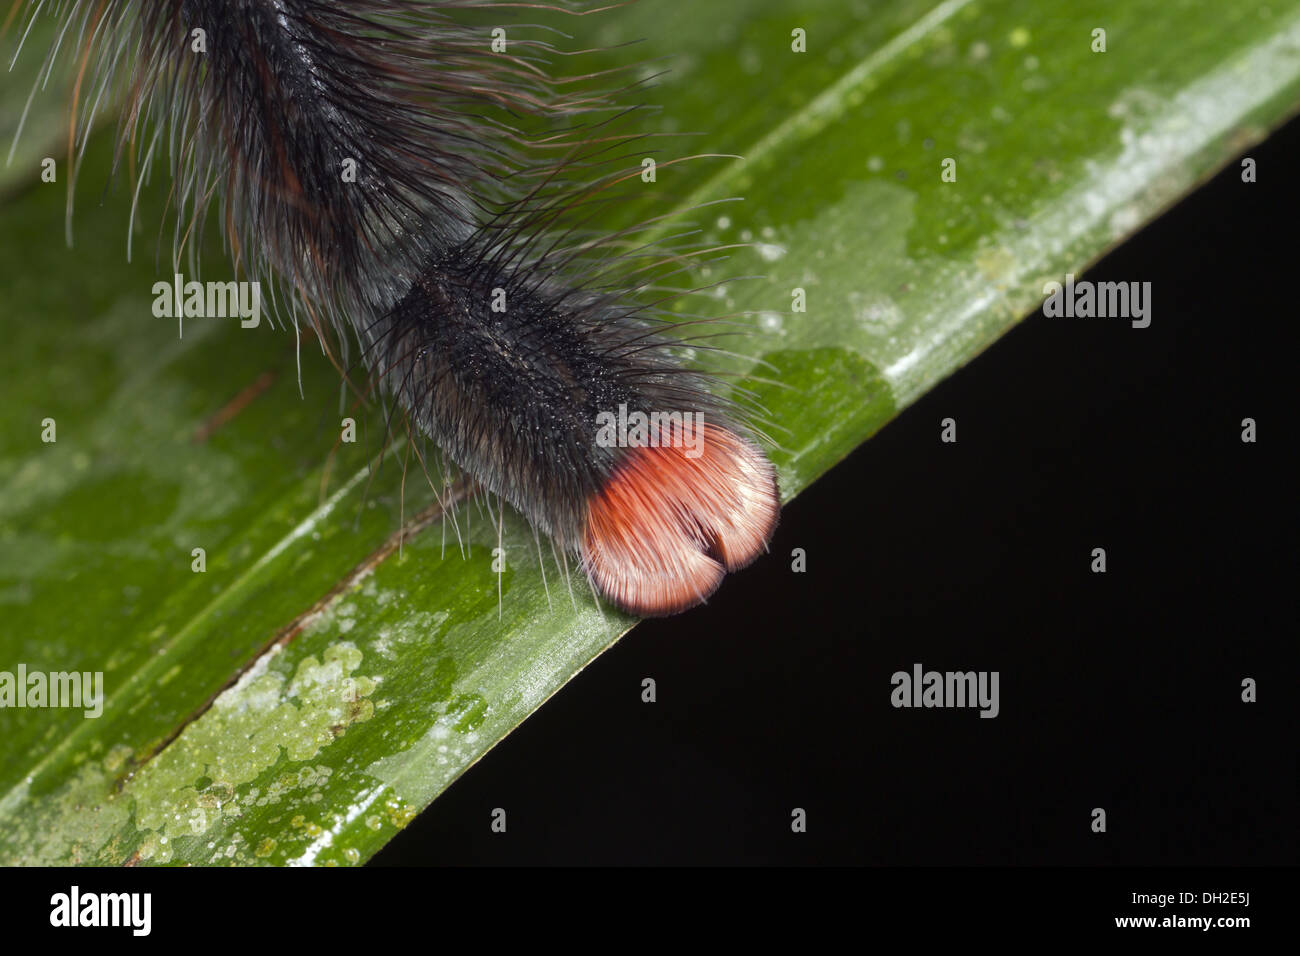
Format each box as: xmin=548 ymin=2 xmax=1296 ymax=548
xmin=582 ymin=423 xmax=780 ymax=617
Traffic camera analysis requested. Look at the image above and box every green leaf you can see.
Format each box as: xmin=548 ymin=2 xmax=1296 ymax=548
xmin=1 ymin=0 xmax=1297 ymax=865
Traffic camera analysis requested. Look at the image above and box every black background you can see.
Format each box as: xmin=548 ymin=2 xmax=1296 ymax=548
xmin=372 ymin=115 xmax=1296 ymax=866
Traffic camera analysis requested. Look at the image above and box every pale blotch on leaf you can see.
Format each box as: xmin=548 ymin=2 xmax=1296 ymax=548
xmin=131 ymin=641 xmax=376 ymax=860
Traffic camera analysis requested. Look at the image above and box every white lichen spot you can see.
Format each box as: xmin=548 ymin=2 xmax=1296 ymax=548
xmin=850 ymin=292 xmax=904 ymax=333
xmin=1108 ymin=87 xmax=1165 ymax=123
xmin=102 ymin=743 xmax=134 ymax=774
xmin=1108 ymin=205 xmax=1141 ymax=236
xmin=975 ymin=246 xmax=1017 ymax=282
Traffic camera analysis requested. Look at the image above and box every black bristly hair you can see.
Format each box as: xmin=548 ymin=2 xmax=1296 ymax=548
xmin=11 ymin=0 xmax=780 ymax=616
